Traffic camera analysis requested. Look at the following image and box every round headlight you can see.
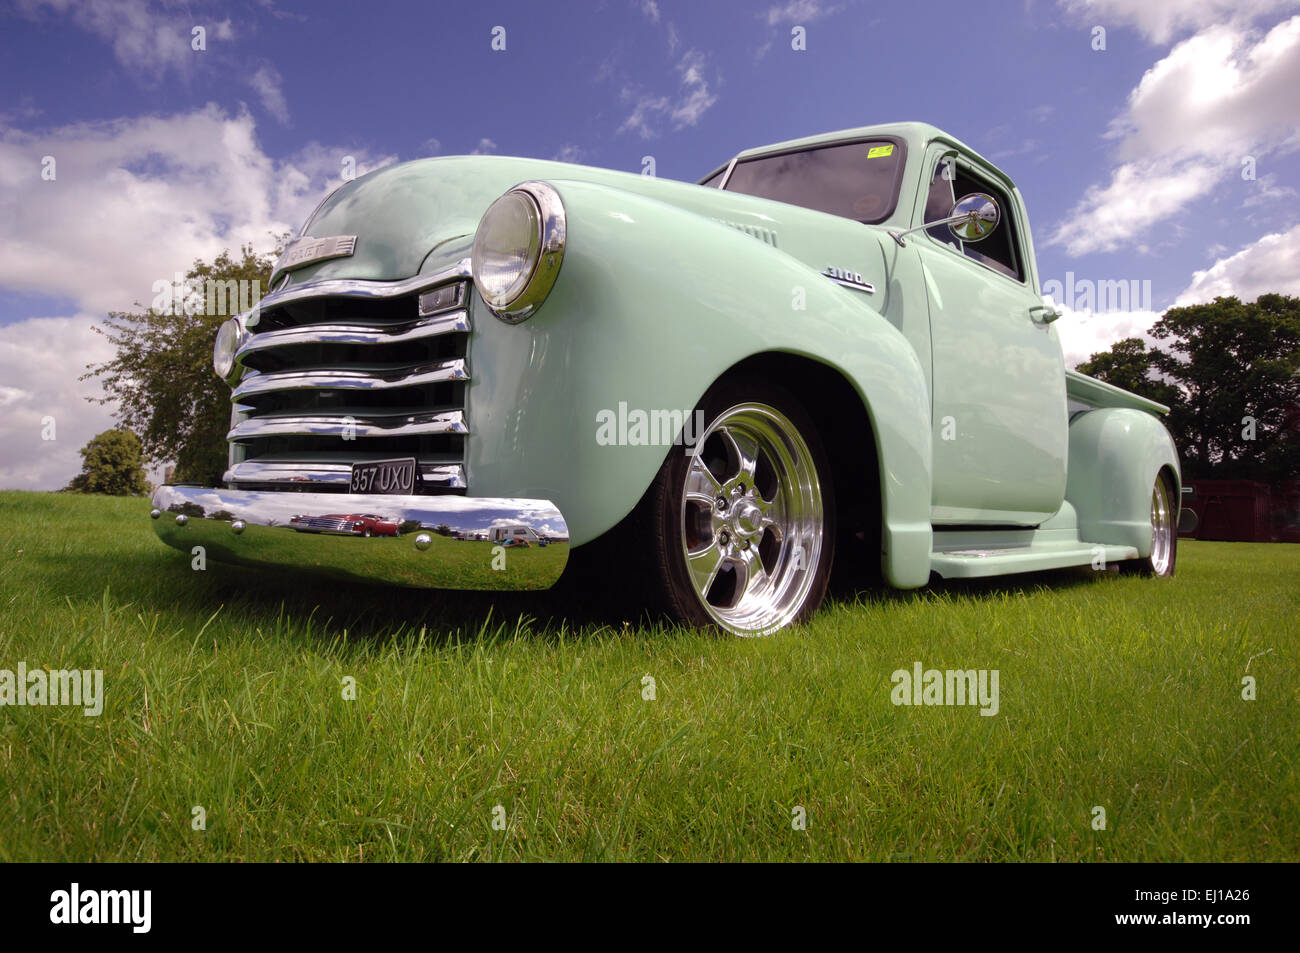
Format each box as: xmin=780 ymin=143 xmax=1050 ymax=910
xmin=471 ymin=181 xmax=565 ymax=323
xmin=213 ymin=317 xmax=241 ymax=380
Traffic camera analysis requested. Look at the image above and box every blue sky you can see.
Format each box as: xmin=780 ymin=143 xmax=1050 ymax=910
xmin=2 ymin=0 xmax=1299 ymax=488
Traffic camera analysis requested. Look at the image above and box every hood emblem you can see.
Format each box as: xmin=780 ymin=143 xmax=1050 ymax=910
xmin=824 ymin=265 xmax=875 ymax=293
xmin=276 ymin=234 xmax=358 ymax=274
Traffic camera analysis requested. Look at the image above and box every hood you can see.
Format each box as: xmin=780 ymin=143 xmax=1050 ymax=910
xmin=277 ymin=155 xmax=894 ymax=306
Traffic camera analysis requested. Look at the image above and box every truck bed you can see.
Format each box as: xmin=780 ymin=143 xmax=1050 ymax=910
xmin=1065 ymin=368 xmax=1169 ymax=416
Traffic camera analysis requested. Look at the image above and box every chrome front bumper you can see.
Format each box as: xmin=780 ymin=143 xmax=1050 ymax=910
xmin=150 ymin=485 xmax=569 ymax=590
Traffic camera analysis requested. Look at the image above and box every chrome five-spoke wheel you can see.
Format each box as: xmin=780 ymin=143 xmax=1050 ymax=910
xmin=633 ymin=374 xmax=838 ymax=636
xmin=680 ymin=403 xmax=825 ymax=634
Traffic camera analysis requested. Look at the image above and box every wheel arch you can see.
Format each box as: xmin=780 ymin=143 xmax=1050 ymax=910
xmin=694 ymin=350 xmax=930 ymax=589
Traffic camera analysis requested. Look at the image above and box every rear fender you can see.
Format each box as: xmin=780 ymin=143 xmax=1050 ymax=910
xmin=1066 ymin=408 xmax=1180 ymax=556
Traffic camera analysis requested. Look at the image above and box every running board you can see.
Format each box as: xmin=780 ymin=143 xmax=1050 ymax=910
xmin=930 ymin=542 xmax=1139 ymax=579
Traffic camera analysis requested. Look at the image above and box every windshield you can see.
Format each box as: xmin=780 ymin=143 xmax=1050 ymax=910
xmin=721 ymin=139 xmax=905 ymax=224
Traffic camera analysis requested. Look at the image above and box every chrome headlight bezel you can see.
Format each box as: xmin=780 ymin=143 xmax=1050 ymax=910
xmin=471 ymin=180 xmax=566 ymax=323
xmin=213 ymin=315 xmax=247 ymax=381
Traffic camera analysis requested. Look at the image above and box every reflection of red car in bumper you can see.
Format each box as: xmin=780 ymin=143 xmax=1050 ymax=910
xmin=289 ymin=513 xmax=399 ymax=537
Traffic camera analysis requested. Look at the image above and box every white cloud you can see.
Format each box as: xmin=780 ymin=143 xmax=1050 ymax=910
xmin=1111 ymin=18 xmax=1300 ymax=163
xmin=1050 ymin=160 xmax=1221 ymax=256
xmin=552 ymin=143 xmax=584 ymax=163
xmin=1049 ymin=15 xmax=1300 ymax=256
xmin=640 ymin=0 xmax=660 ymax=23
xmin=1054 ymin=304 xmax=1163 ymax=367
xmin=249 ymin=66 xmax=289 ymax=124
xmin=1175 ymin=223 xmax=1300 ymax=304
xmin=17 ymin=0 xmax=210 ymax=78
xmin=669 ymin=49 xmax=717 ymax=129
xmin=618 ymin=90 xmax=670 ymax=139
xmin=755 ymin=0 xmax=840 ymax=60
xmin=1059 ymin=0 xmax=1300 ymax=44
xmin=1242 ymin=173 xmax=1299 ymax=207
xmin=0 ymin=105 xmax=395 ymax=317
xmin=469 ymin=138 xmax=498 ymax=155
xmin=764 ymin=0 xmax=836 ymax=26
xmin=0 ymin=314 xmax=118 ymax=491
xmin=618 ymin=49 xmax=718 ymax=138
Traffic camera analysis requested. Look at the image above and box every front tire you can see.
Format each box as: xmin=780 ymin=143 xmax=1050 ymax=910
xmin=645 ymin=378 xmax=835 ymax=636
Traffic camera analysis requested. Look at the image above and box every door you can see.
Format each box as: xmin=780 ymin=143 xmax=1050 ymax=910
xmin=917 ymin=149 xmax=1067 ymax=525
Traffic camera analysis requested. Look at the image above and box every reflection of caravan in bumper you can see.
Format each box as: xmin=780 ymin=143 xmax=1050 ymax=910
xmin=489 ymin=523 xmax=541 ymax=544
xmin=150 ymin=485 xmax=568 ymax=590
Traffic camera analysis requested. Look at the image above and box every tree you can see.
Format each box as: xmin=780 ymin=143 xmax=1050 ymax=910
xmin=83 ymin=243 xmax=282 ymax=487
xmin=64 ymin=428 xmax=150 ymax=496
xmin=1075 ymin=337 xmax=1181 ymax=408
xmin=1077 ymin=294 xmax=1300 ymax=481
xmin=1150 ymin=294 xmax=1300 ymax=481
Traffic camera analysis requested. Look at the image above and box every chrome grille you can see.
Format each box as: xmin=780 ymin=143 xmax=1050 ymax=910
xmin=289 ymin=516 xmax=358 ymax=533
xmin=223 ymin=262 xmax=472 ymax=494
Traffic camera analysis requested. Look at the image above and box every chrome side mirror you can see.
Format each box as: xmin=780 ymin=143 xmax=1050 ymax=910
xmin=888 ymin=191 xmax=1002 ymax=247
xmin=947 ymin=192 xmax=999 ymax=242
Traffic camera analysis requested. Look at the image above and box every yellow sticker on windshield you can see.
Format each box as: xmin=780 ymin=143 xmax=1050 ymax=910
xmin=867 ymin=144 xmax=894 ymax=159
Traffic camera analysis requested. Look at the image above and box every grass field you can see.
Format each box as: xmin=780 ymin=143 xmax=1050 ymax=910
xmin=0 ymin=489 xmax=1295 ymax=862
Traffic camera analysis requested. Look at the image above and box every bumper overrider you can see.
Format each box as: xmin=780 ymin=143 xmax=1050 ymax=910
xmin=150 ymin=486 xmax=569 ymax=590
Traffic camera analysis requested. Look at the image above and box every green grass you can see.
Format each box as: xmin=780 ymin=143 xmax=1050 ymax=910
xmin=0 ymin=489 xmax=1295 ymax=862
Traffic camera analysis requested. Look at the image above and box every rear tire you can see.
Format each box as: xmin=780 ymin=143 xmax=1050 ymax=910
xmin=642 ymin=377 xmax=836 ymax=636
xmin=1122 ymin=471 xmax=1177 ymax=577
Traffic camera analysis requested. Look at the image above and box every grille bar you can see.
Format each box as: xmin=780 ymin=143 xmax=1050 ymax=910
xmin=232 ymin=359 xmax=468 ymax=401
xmin=234 ymin=311 xmax=469 ymax=366
xmin=229 ymin=409 xmax=468 ymax=442
xmin=262 ymin=259 xmax=471 ymax=309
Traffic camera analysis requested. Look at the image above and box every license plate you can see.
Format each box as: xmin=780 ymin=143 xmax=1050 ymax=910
xmin=350 ymin=458 xmax=416 ymax=494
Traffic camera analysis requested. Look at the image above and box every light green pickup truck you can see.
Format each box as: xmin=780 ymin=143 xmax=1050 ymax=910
xmin=151 ymin=121 xmax=1194 ymax=636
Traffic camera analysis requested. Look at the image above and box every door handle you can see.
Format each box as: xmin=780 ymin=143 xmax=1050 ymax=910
xmin=1029 ymin=304 xmax=1061 ymax=325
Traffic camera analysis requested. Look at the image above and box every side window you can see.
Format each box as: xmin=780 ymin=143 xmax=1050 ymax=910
xmin=952 ymin=168 xmax=1021 ymax=280
xmin=924 ymin=155 xmax=1023 ymax=282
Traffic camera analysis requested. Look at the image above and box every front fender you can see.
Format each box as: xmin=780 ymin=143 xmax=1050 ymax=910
xmin=1066 ymin=408 xmax=1181 ymax=556
xmin=465 ymin=179 xmax=933 ymax=587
